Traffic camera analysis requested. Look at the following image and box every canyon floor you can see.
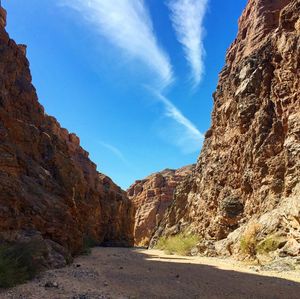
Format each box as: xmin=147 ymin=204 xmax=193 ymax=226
xmin=1 ymin=248 xmax=300 ymax=299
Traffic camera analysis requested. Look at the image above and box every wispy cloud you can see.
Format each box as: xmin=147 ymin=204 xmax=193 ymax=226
xmin=167 ymin=0 xmax=208 ymax=87
xmin=61 ymin=0 xmax=173 ymax=87
xmin=61 ymin=0 xmax=204 ymax=153
xmin=147 ymin=87 xmax=204 ymax=153
xmin=98 ymin=141 xmax=129 ymax=165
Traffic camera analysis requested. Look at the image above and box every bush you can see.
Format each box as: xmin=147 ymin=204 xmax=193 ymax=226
xmin=256 ymin=236 xmax=282 ymax=255
xmin=82 ymin=236 xmax=99 ymax=255
xmin=156 ymin=236 xmax=168 ymax=250
xmin=240 ymin=223 xmax=261 ymax=257
xmin=155 ymin=232 xmax=199 ymax=256
xmin=0 ymin=242 xmax=41 ymax=288
xmin=240 ymin=237 xmax=256 ymax=257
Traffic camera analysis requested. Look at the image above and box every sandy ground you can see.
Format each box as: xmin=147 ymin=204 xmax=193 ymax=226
xmin=1 ymin=247 xmax=300 ymax=299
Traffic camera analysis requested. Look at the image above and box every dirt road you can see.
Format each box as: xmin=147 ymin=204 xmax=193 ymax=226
xmin=1 ymin=247 xmax=300 ymax=299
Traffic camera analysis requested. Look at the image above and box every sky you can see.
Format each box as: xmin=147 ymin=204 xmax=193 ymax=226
xmin=3 ymin=0 xmax=247 ymax=189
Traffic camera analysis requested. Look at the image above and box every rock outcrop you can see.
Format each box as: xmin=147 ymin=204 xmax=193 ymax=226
xmin=151 ymin=0 xmax=300 ymax=260
xmin=128 ymin=165 xmax=194 ymax=246
xmin=0 ymin=6 xmax=134 ymax=267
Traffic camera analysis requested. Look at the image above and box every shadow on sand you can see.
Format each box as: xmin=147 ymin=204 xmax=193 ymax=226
xmin=102 ymin=247 xmax=300 ymax=299
xmin=0 ymin=247 xmax=299 ymax=299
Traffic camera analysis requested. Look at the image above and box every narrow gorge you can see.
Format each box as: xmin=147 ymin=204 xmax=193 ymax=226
xmin=0 ymin=0 xmax=299 ymax=297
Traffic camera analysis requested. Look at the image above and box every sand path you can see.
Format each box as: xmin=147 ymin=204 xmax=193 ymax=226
xmin=1 ymin=247 xmax=300 ymax=299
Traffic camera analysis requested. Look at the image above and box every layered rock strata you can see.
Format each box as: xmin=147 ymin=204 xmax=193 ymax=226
xmin=128 ymin=166 xmax=194 ymax=246
xmin=0 ymin=6 xmax=134 ymax=266
xmin=151 ymin=0 xmax=300 ymax=259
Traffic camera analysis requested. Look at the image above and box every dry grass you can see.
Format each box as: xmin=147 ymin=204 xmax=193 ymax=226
xmin=155 ymin=232 xmax=199 ymax=256
xmin=256 ymin=235 xmax=283 ymax=255
xmin=240 ymin=223 xmax=261 ymax=257
xmin=240 ymin=222 xmax=284 ymax=258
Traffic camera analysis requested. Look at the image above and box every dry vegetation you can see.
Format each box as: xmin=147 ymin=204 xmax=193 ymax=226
xmin=240 ymin=223 xmax=262 ymax=257
xmin=0 ymin=242 xmax=41 ymax=288
xmin=155 ymin=232 xmax=199 ymax=256
xmin=240 ymin=223 xmax=283 ymax=258
xmin=82 ymin=236 xmax=100 ymax=255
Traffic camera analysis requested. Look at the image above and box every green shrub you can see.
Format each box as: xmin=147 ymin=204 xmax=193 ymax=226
xmin=240 ymin=236 xmax=257 ymax=257
xmin=240 ymin=223 xmax=261 ymax=257
xmin=256 ymin=236 xmax=282 ymax=255
xmin=155 ymin=236 xmax=168 ymax=250
xmin=155 ymin=232 xmax=199 ymax=256
xmin=82 ymin=236 xmax=99 ymax=255
xmin=0 ymin=242 xmax=41 ymax=288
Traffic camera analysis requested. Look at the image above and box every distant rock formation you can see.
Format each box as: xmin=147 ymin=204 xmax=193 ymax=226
xmin=128 ymin=165 xmax=194 ymax=246
xmin=151 ymin=0 xmax=300 ymax=260
xmin=0 ymin=6 xmax=134 ymax=268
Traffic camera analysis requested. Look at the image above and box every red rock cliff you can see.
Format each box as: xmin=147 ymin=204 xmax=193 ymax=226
xmin=151 ymin=0 xmax=300 ymax=259
xmin=127 ymin=165 xmax=194 ymax=246
xmin=0 ymin=6 xmax=134 ymax=264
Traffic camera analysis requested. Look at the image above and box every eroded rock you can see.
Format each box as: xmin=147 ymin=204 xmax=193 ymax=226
xmin=0 ymin=6 xmax=134 ymax=266
xmin=128 ymin=166 xmax=194 ymax=246
xmin=151 ymin=0 xmax=300 ymax=262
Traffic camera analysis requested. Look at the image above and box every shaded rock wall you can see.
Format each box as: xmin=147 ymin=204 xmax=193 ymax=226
xmin=151 ymin=0 xmax=300 ymax=258
xmin=0 ymin=7 xmax=134 ymax=262
xmin=128 ymin=165 xmax=194 ymax=246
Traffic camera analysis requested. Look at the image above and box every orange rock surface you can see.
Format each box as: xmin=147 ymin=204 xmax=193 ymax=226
xmin=0 ymin=7 xmax=134 ymax=264
xmin=128 ymin=166 xmax=194 ymax=246
xmin=151 ymin=0 xmax=300 ymax=258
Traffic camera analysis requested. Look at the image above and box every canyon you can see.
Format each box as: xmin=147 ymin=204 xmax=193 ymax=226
xmin=0 ymin=0 xmax=299 ymax=295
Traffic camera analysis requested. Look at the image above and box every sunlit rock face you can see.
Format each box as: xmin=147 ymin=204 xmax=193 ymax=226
xmin=151 ymin=0 xmax=300 ymax=258
xmin=128 ymin=165 xmax=194 ymax=246
xmin=0 ymin=7 xmax=134 ymax=266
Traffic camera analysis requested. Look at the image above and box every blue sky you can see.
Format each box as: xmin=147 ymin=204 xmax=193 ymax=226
xmin=3 ymin=0 xmax=247 ymax=189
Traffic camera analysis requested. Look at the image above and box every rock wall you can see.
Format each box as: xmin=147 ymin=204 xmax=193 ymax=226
xmin=0 ymin=6 xmax=134 ymax=266
xmin=127 ymin=165 xmax=194 ymax=246
xmin=151 ymin=0 xmax=300 ymax=259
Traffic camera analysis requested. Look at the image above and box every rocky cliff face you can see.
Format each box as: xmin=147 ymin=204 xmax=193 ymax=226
xmin=127 ymin=165 xmax=194 ymax=246
xmin=151 ymin=0 xmax=300 ymax=259
xmin=0 ymin=7 xmax=134 ymax=267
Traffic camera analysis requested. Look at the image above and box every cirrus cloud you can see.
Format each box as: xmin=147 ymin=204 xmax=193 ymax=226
xmin=167 ymin=0 xmax=209 ymax=87
xmin=146 ymin=87 xmax=204 ymax=153
xmin=61 ymin=0 xmax=173 ymax=87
